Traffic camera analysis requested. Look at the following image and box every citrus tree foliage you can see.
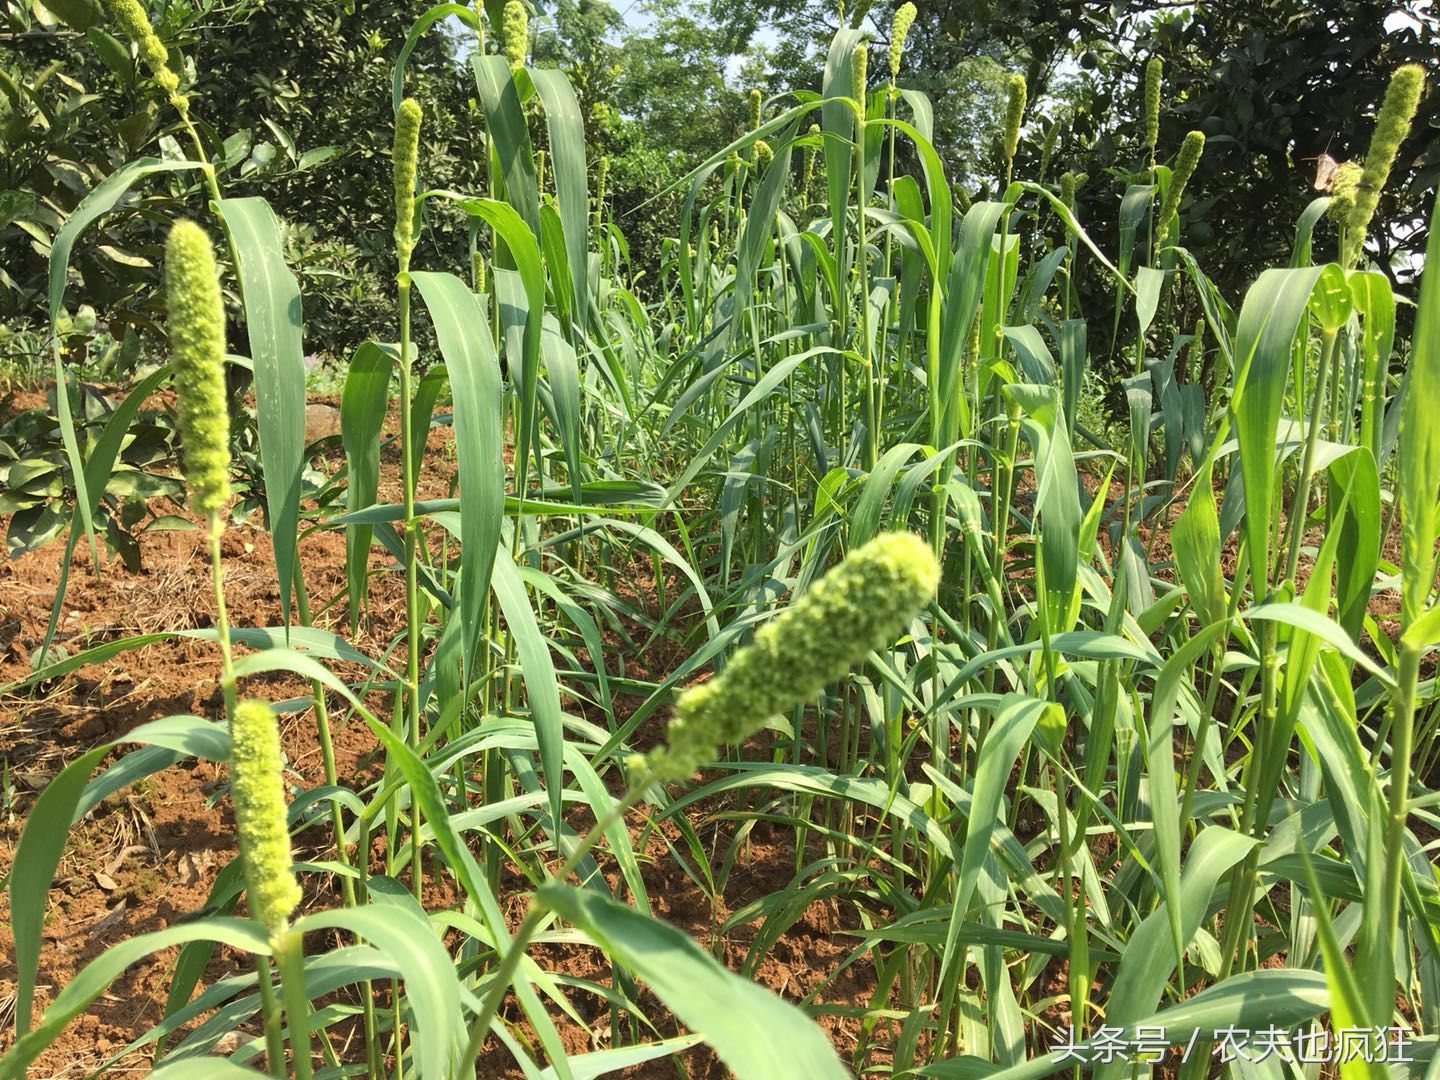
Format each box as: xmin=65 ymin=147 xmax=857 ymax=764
xmin=1 ymin=0 xmax=483 ymax=356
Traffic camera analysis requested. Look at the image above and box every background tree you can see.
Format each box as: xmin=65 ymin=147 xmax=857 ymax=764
xmin=711 ymin=0 xmax=1438 ymax=291
xmin=1 ymin=0 xmax=482 ymax=360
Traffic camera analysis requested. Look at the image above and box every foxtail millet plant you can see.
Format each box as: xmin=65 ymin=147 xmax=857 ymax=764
xmin=1343 ymin=63 xmax=1425 ymax=267
xmin=100 ymin=0 xmax=180 ymax=102
xmin=1058 ymin=170 xmax=1077 ymax=209
xmin=389 ymin=95 xmax=431 ymax=912
xmin=228 ymin=698 xmax=313 ymax=1079
xmin=465 ymin=532 xmax=940 ymax=1060
xmin=1037 ymin=115 xmax=1059 ymax=182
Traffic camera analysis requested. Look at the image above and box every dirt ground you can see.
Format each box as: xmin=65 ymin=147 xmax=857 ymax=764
xmin=0 ymin=392 xmax=885 ymax=1077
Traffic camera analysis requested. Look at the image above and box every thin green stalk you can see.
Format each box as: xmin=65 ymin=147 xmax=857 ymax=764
xmin=274 ymin=928 xmax=314 ymax=1080
xmin=855 ymin=93 xmax=878 ymax=469
xmin=1217 ymin=621 xmax=1279 ymax=978
xmin=1176 ymin=644 xmax=1225 ymax=838
xmin=255 ymin=957 xmax=286 ymax=1078
xmin=462 ymin=781 xmax=641 ymax=1060
xmin=1283 ymin=328 xmax=1338 ymax=583
xmin=208 ymin=510 xmax=294 ymax=1075
xmin=395 ymin=276 xmax=425 ymax=903
xmin=207 ymin=512 xmax=236 ymax=711
xmin=1379 ymin=641 xmax=1420 ymax=1000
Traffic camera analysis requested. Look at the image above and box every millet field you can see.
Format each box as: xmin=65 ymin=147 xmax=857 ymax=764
xmin=0 ymin=0 xmax=1439 ymax=1076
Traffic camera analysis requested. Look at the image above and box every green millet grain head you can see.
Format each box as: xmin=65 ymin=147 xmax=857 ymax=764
xmin=392 ymin=98 xmax=422 ymax=270
xmin=1344 ymin=64 xmax=1425 ymax=267
xmin=502 ymin=0 xmax=528 ymax=70
xmin=851 ymin=41 xmax=868 ymax=107
xmin=164 ymin=221 xmax=230 ymax=514
xmin=750 ymin=88 xmax=762 ymax=130
xmin=596 ymin=155 xmax=609 ymax=206
xmin=643 ymin=532 xmax=939 ymax=782
xmin=1058 ymin=170 xmax=1076 ymax=209
xmin=1143 ymin=56 xmax=1162 ymax=153
xmin=952 ymin=181 xmax=972 ymax=212
xmin=1037 ymin=117 xmax=1059 ymax=181
xmin=1157 ymin=130 xmax=1204 ymax=243
xmin=103 ymin=0 xmax=179 ymax=99
xmin=1003 ymin=73 xmax=1026 ymax=161
xmin=754 ymin=139 xmax=773 ymax=168
xmin=889 ymin=2 xmax=916 ymax=80
xmin=228 ymin=699 xmax=301 ymax=931
xmin=1328 ymin=160 xmax=1363 ymax=222
xmin=472 ymin=250 xmax=486 ymax=293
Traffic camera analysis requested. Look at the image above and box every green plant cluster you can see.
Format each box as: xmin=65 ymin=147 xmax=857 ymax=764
xmin=1 ymin=6 xmax=1439 ymax=1080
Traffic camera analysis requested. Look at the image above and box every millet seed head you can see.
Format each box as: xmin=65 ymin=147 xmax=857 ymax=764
xmin=502 ymin=0 xmax=528 ymax=70
xmin=1157 ymin=130 xmax=1205 ymax=243
xmin=643 ymin=532 xmax=939 ymax=782
xmin=1058 ymin=170 xmax=1076 ymax=208
xmin=1003 ymin=73 xmax=1027 ymax=161
xmin=1344 ymin=64 xmax=1425 ymax=267
xmin=102 ymin=0 xmax=179 ymax=99
xmin=1037 ymin=117 xmax=1059 ymax=181
xmin=851 ymin=42 xmax=868 ymax=108
xmin=164 ymin=220 xmax=230 ymax=514
xmin=228 ymin=699 xmax=301 ymax=931
xmin=392 ymin=97 xmax=422 ymax=269
xmin=1143 ymin=57 xmax=1162 ymax=152
xmin=888 ymin=3 xmax=916 ymax=80
xmin=1328 ymin=160 xmax=1364 ymax=222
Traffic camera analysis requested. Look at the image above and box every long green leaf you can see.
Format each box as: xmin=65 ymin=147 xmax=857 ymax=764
xmin=217 ymin=196 xmax=307 ymax=629
xmin=410 ymin=271 xmax=505 ymax=677
xmin=340 ymin=341 xmax=395 ymax=632
xmin=538 ymin=885 xmax=848 ymax=1079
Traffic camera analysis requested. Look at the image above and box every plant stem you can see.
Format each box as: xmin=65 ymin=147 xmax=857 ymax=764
xmin=395 ymin=269 xmax=425 ymax=902
xmin=461 ymin=779 xmax=642 ymax=1061
xmin=255 ymin=957 xmax=286 ymax=1078
xmin=1283 ymin=328 xmax=1338 ymax=584
xmin=274 ymin=928 xmax=314 ymax=1080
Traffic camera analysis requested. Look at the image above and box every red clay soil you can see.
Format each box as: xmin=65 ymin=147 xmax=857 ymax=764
xmin=0 ymin=397 xmax=884 ymax=1077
